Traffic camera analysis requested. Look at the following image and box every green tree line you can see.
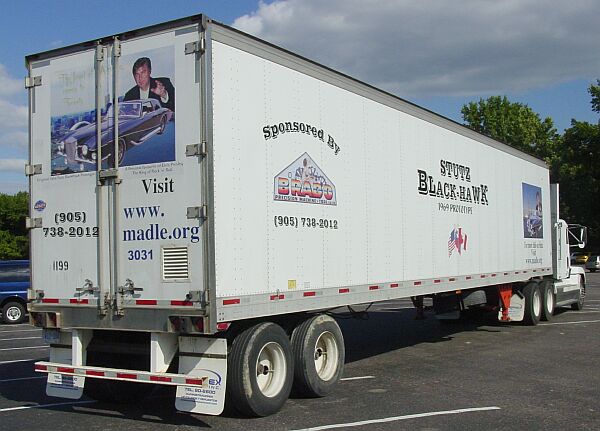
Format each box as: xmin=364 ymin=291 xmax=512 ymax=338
xmin=462 ymin=80 xmax=600 ymax=248
xmin=0 ymin=81 xmax=598 ymax=259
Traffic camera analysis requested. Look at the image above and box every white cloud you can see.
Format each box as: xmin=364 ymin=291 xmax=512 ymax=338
xmin=0 ymin=158 xmax=26 ymax=173
xmin=0 ymin=130 xmax=28 ymax=149
xmin=232 ymin=0 xmax=600 ymax=97
xmin=0 ymin=64 xmax=22 ymax=97
xmin=0 ymin=100 xmax=27 ymax=130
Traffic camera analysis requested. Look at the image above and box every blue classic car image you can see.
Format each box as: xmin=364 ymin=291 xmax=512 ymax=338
xmin=51 ymin=99 xmax=173 ymax=174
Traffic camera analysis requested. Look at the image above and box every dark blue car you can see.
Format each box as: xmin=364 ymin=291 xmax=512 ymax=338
xmin=0 ymin=260 xmax=29 ymax=324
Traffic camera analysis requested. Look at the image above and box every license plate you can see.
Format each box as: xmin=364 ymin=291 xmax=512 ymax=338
xmin=43 ymin=328 xmax=60 ymax=344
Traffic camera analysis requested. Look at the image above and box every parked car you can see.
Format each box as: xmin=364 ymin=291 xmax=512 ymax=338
xmin=0 ymin=260 xmax=29 ymax=324
xmin=571 ymin=252 xmax=592 ymax=265
xmin=52 ymin=99 xmax=173 ymax=171
xmin=586 ymin=254 xmax=600 ymax=272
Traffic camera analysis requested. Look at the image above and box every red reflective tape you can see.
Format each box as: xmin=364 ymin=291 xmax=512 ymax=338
xmin=303 ymin=291 xmax=316 ymax=297
xmin=70 ymin=299 xmax=89 ymax=304
xmin=414 ymin=281 xmax=422 ymax=286
xmin=369 ymin=285 xmax=379 ymax=291
xmin=481 ymin=275 xmax=487 ymax=278
xmin=42 ymin=298 xmax=59 ymax=304
xmin=390 ymin=283 xmax=399 ymax=288
xmin=35 ymin=364 xmax=47 ymax=371
xmin=339 ymin=288 xmax=350 ymax=294
xmin=86 ymin=370 xmax=104 ymax=377
xmin=223 ymin=299 xmax=240 ymax=306
xmin=216 ymin=322 xmax=231 ymax=331
xmin=136 ymin=300 xmax=157 ymax=306
xmin=434 ymin=279 xmax=441 ymax=284
xmin=491 ymin=274 xmax=497 ymax=277
xmin=150 ymin=376 xmax=172 ymax=382
xmin=466 ymin=276 xmax=472 ymax=280
xmin=185 ymin=378 xmax=204 ymax=386
xmin=449 ymin=278 xmax=456 ymax=282
xmin=170 ymin=300 xmax=193 ymax=306
xmin=57 ymin=367 xmax=74 ymax=374
xmin=117 ymin=373 xmax=137 ymax=380
xmin=269 ymin=294 xmax=285 ymax=301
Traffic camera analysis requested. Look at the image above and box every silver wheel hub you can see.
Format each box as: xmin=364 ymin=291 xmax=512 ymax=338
xmin=255 ymin=342 xmax=286 ymax=398
xmin=313 ymin=331 xmax=339 ymax=382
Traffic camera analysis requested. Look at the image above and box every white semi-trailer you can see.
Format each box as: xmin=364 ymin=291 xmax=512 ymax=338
xmin=26 ymin=15 xmax=586 ymax=417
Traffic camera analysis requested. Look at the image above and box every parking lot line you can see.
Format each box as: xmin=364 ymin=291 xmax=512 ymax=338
xmin=289 ymin=406 xmax=501 ymax=431
xmin=0 ymin=329 xmax=42 ymax=334
xmin=0 ymin=400 xmax=95 ymax=413
xmin=340 ymin=376 xmax=375 ymax=381
xmin=0 ymin=358 xmax=42 ymax=365
xmin=0 ymin=346 xmax=48 ymax=352
xmin=0 ymin=376 xmax=45 ymax=383
xmin=0 ymin=337 xmax=42 ymax=341
xmin=540 ymin=319 xmax=600 ymax=326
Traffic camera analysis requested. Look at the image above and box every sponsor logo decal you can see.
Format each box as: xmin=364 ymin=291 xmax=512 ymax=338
xmin=448 ymin=227 xmax=467 ymax=257
xmin=34 ymin=200 xmax=47 ymax=212
xmin=274 ymin=153 xmax=337 ymax=206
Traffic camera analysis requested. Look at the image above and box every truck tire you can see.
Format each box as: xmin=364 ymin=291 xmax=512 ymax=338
xmin=571 ymin=276 xmax=586 ymax=310
xmin=540 ymin=281 xmax=555 ymax=321
xmin=2 ymin=301 xmax=26 ymax=324
xmin=227 ymin=322 xmax=293 ymax=417
xmin=291 ymin=314 xmax=345 ymax=397
xmin=522 ymin=282 xmax=542 ymax=326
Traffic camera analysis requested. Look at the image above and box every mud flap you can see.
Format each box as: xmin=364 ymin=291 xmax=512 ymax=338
xmin=175 ymin=337 xmax=227 ymax=415
xmin=498 ymin=292 xmax=525 ymax=322
xmin=45 ymin=330 xmax=90 ymax=399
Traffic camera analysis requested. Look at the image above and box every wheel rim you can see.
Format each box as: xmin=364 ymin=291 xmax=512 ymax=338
xmin=545 ymin=287 xmax=554 ymax=313
xmin=5 ymin=306 xmax=22 ymax=322
xmin=533 ymin=288 xmax=541 ymax=317
xmin=256 ymin=342 xmax=287 ymax=398
xmin=313 ymin=331 xmax=339 ymax=382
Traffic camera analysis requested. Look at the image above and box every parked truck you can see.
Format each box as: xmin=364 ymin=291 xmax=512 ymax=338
xmin=26 ymin=14 xmax=587 ymax=417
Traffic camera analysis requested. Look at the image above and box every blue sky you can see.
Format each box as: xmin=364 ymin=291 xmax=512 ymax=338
xmin=1 ymin=0 xmax=598 ymax=194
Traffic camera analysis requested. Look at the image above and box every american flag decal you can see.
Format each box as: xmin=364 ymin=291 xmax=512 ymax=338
xmin=448 ymin=227 xmax=467 ymax=257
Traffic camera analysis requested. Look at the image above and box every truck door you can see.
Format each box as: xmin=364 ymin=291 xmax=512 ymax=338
xmin=28 ymin=24 xmax=206 ymax=313
xmin=111 ymin=28 xmax=205 ymax=311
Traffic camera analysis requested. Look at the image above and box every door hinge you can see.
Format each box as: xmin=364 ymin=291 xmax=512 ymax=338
xmin=98 ymin=169 xmax=120 ymax=182
xmin=26 ymin=217 xmax=42 ymax=229
xmin=25 ymin=76 xmax=42 ymax=89
xmin=95 ymin=44 xmax=104 ymax=61
xmin=186 ymin=141 xmax=207 ymax=157
xmin=187 ymin=205 xmax=207 ymax=220
xmin=185 ymin=39 xmax=205 ymax=55
xmin=25 ymin=164 xmax=42 ymax=176
xmin=113 ymin=38 xmax=121 ymax=58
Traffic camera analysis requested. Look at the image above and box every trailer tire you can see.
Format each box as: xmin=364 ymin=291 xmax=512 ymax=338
xmin=291 ymin=314 xmax=345 ymax=397
xmin=2 ymin=301 xmax=26 ymax=324
xmin=523 ymin=282 xmax=542 ymax=326
xmin=540 ymin=281 xmax=555 ymax=321
xmin=227 ymin=322 xmax=293 ymax=417
xmin=571 ymin=276 xmax=586 ymax=311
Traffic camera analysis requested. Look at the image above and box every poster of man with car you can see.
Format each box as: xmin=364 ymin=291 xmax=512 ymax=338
xmin=50 ymin=45 xmax=175 ymax=176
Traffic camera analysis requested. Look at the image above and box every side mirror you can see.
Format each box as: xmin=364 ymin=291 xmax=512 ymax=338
xmin=567 ymin=224 xmax=587 ymax=249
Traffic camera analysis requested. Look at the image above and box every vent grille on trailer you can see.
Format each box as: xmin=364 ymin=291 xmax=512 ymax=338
xmin=162 ymin=247 xmax=189 ymax=280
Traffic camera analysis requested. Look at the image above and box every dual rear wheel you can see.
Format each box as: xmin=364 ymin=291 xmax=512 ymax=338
xmin=227 ymin=315 xmax=345 ymax=417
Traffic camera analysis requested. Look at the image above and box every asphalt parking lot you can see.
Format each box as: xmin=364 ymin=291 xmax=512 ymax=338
xmin=1 ymin=273 xmax=599 ymax=430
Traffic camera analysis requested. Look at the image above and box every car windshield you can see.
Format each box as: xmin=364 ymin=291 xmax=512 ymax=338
xmin=118 ymin=102 xmax=142 ymax=118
